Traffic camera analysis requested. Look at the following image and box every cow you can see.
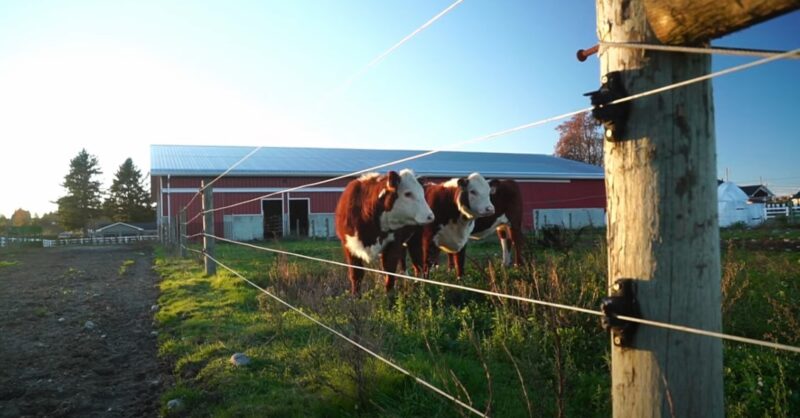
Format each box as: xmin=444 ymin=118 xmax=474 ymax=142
xmin=407 ymin=172 xmax=495 ymax=279
xmin=464 ymin=179 xmax=525 ymax=267
xmin=335 ymin=170 xmax=434 ymax=295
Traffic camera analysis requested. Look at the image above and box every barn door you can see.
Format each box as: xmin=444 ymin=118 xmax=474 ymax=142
xmin=288 ymin=199 xmax=309 ymax=237
xmin=262 ymin=200 xmax=283 ymax=239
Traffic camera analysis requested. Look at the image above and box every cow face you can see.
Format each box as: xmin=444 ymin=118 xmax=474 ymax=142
xmin=381 ymin=169 xmax=434 ymax=230
xmin=458 ymin=173 xmax=494 ymax=218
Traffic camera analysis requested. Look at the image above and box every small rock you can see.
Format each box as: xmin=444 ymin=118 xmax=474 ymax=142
xmin=35 ymin=342 xmax=47 ymax=348
xmin=150 ymin=331 xmax=159 ymax=337
xmin=100 ymin=334 xmax=107 ymax=339
xmin=229 ymin=352 xmax=251 ymax=367
xmin=58 ymin=317 xmax=65 ymax=322
xmin=149 ymin=379 xmax=160 ymax=387
xmin=150 ymin=305 xmax=159 ymax=312
xmin=167 ymin=399 xmax=183 ymax=411
xmin=84 ymin=320 xmax=96 ymax=330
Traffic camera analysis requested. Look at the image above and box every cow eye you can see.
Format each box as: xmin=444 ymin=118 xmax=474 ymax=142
xmin=470 ymin=190 xmax=477 ymax=195
xmin=404 ymin=191 xmax=413 ymax=198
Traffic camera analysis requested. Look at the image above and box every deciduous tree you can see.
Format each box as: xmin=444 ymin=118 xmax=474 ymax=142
xmin=553 ymin=113 xmax=604 ymax=167
xmin=11 ymin=208 xmax=32 ymax=227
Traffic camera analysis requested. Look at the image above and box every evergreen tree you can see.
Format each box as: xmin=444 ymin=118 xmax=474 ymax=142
xmin=104 ymin=158 xmax=154 ymax=222
xmin=57 ymin=149 xmax=103 ymax=232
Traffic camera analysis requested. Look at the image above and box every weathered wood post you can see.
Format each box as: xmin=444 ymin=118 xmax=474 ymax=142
xmin=179 ymin=209 xmax=187 ymax=258
xmin=202 ymin=180 xmax=216 ymax=276
xmin=597 ymin=0 xmax=723 ymax=416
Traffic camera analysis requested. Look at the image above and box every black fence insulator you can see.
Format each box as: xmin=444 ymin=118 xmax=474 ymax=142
xmin=601 ymin=278 xmax=640 ymax=347
xmin=584 ymin=71 xmax=630 ymax=141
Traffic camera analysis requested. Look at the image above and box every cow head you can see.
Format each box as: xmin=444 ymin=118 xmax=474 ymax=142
xmin=381 ymin=169 xmax=434 ymax=231
xmin=456 ymin=172 xmax=494 ymax=219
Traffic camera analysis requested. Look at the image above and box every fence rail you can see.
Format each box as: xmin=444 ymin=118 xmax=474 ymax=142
xmin=764 ymin=203 xmax=800 ymax=219
xmin=42 ymin=235 xmax=159 ymax=247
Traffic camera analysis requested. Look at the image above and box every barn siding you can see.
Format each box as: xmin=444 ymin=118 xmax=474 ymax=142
xmin=157 ymin=175 xmax=606 ymax=238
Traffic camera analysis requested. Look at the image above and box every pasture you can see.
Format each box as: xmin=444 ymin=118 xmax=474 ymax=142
xmin=154 ymin=226 xmax=799 ymax=417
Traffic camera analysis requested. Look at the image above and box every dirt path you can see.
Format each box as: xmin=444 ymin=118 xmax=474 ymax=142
xmin=0 ymin=244 xmax=164 ymax=417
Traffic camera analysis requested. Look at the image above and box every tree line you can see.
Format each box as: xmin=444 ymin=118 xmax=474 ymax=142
xmin=1 ymin=149 xmax=154 ymax=236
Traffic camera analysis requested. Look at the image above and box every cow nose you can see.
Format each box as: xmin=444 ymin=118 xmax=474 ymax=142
xmin=426 ymin=213 xmax=435 ymax=222
xmin=485 ymin=206 xmax=495 ymax=214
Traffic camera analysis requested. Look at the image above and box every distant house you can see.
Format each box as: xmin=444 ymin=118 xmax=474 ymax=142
xmin=793 ymin=190 xmax=800 ymax=205
xmin=738 ymin=184 xmax=775 ymax=203
xmin=92 ymin=222 xmax=157 ymax=238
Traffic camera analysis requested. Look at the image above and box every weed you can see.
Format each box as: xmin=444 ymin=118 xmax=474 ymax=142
xmin=119 ymin=259 xmax=135 ymax=276
xmin=154 ymin=233 xmax=800 ymax=417
xmin=0 ymin=260 xmax=18 ymax=268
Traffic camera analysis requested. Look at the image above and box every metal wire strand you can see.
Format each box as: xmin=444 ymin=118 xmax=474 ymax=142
xmin=204 ymin=234 xmax=800 ymax=354
xmin=202 ymin=252 xmax=487 ymax=417
xmin=193 ymin=45 xmax=799 ymax=218
xmin=599 ymin=41 xmax=800 ymax=60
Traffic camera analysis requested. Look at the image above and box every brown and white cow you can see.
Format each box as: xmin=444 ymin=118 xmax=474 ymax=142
xmin=466 ymin=179 xmax=524 ymax=266
xmin=408 ymin=172 xmax=495 ymax=279
xmin=335 ymin=170 xmax=434 ymax=295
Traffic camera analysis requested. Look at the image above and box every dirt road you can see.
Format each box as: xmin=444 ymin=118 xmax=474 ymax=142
xmin=0 ymin=244 xmax=164 ymax=417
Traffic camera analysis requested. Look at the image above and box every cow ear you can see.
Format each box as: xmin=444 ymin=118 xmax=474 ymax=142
xmin=386 ymin=171 xmax=400 ymax=192
xmin=489 ymin=179 xmax=499 ymax=194
xmin=457 ymin=177 xmax=469 ymax=189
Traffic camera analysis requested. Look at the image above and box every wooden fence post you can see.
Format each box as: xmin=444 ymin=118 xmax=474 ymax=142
xmin=202 ymin=180 xmax=216 ymax=276
xmin=596 ymin=0 xmax=723 ymax=416
xmin=179 ymin=209 xmax=187 ymax=258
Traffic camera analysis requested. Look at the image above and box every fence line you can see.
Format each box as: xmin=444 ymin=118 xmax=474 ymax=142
xmin=179 ymin=45 xmax=799 ymax=223
xmin=42 ymin=235 xmax=159 ymax=248
xmin=196 ymin=247 xmax=487 ymax=417
xmin=199 ymin=233 xmax=800 ymax=355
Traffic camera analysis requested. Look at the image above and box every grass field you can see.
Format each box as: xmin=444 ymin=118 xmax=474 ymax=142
xmin=154 ymin=226 xmax=799 ymax=417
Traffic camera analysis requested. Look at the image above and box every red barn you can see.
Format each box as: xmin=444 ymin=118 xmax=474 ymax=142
xmin=151 ymin=145 xmax=606 ymax=240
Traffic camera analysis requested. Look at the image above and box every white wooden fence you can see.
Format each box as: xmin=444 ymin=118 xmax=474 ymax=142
xmin=764 ymin=203 xmax=800 ymax=220
xmin=1 ymin=235 xmax=159 ymax=248
xmin=0 ymin=236 xmax=43 ymax=247
xmin=42 ymin=235 xmax=159 ymax=247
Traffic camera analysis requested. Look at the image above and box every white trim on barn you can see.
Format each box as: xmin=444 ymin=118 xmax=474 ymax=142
xmin=163 ymin=187 xmax=346 ymax=194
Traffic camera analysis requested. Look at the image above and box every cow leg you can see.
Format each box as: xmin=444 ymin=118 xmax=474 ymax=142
xmin=422 ymin=239 xmax=439 ymax=279
xmin=447 ymin=253 xmax=456 ymax=271
xmin=343 ymin=248 xmax=364 ymax=296
xmin=454 ymin=246 xmax=467 ymax=280
xmin=380 ymin=247 xmax=401 ymax=293
xmin=510 ymin=224 xmax=524 ymax=267
xmin=398 ymin=245 xmax=408 ymax=274
xmin=406 ymin=234 xmax=424 ymax=277
xmin=497 ymin=226 xmax=513 ymax=266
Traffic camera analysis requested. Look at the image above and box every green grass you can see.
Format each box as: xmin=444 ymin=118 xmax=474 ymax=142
xmin=154 ymin=230 xmax=799 ymax=417
xmin=118 ymin=259 xmax=135 ymax=276
xmin=0 ymin=260 xmax=19 ymax=268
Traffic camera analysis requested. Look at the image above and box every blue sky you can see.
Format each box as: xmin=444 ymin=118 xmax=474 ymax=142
xmin=0 ymin=1 xmax=797 ymax=217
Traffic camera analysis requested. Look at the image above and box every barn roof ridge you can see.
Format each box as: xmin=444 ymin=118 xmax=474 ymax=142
xmin=150 ymin=144 xmax=604 ymax=180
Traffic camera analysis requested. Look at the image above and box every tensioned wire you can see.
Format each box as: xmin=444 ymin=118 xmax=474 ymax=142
xmin=202 ymin=234 xmax=800 ymax=355
xmin=183 ymin=45 xmax=800 ymax=226
xmin=194 ymin=249 xmax=488 ymax=417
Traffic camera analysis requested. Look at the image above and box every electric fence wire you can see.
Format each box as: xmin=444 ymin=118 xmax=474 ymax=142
xmin=193 ymin=248 xmax=488 ymax=417
xmin=198 ymin=234 xmax=800 ymax=355
xmin=183 ymin=45 xmax=800 ymax=224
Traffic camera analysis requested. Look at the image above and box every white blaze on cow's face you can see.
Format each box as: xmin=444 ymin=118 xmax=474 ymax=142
xmin=464 ymin=173 xmax=494 ymax=218
xmin=381 ymin=169 xmax=434 ymax=231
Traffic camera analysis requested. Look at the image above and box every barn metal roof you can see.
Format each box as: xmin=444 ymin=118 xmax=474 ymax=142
xmin=150 ymin=145 xmax=604 ymax=180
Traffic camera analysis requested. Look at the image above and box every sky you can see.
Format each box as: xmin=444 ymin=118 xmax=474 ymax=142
xmin=0 ymin=1 xmax=797 ymax=217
